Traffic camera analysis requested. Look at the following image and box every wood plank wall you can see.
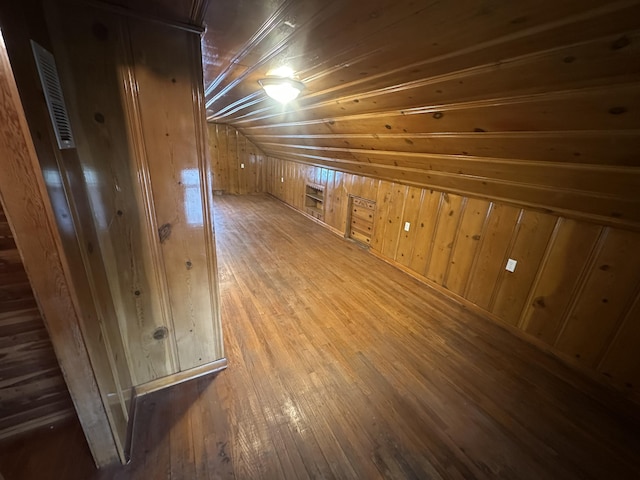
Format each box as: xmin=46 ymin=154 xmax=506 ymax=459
xmin=48 ymin=0 xmax=224 ymax=387
xmin=201 ymin=0 xmax=640 ymax=232
xmin=208 ymin=124 xmax=266 ymax=194
xmin=265 ymin=156 xmax=640 ymax=401
xmin=0 ymin=203 xmax=75 ymax=440
xmin=1 ymin=0 xmax=133 ymax=461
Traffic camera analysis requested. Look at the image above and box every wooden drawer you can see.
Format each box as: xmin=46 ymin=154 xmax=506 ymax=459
xmin=351 ymin=217 xmax=373 ymax=235
xmin=350 ymin=230 xmax=371 ymax=245
xmin=351 ymin=206 xmax=375 ymax=222
xmin=352 ymin=197 xmax=376 ymax=210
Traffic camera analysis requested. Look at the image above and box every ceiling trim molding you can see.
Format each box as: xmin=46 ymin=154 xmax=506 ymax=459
xmin=75 ymin=0 xmax=205 ymax=34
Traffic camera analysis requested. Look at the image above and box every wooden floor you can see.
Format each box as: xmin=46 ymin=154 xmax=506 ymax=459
xmin=2 ymin=193 xmax=640 ymax=480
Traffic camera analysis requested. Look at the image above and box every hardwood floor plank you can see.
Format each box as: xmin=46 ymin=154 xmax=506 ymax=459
xmin=2 ymin=193 xmax=639 ymax=479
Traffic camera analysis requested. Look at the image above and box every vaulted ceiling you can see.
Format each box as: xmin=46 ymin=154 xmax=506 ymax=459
xmin=203 ymin=0 xmax=640 ymax=229
xmin=103 ymin=0 xmax=640 ymax=228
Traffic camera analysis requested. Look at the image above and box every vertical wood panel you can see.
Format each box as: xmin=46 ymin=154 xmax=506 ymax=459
xmin=215 ymin=125 xmax=229 ymax=191
xmin=408 ymin=190 xmax=442 ymax=276
xmin=208 ymin=124 xmax=266 ymax=195
xmin=395 ymin=187 xmax=423 ymax=268
xmin=491 ymin=212 xmax=558 ymax=324
xmin=370 ymin=181 xmax=394 ymax=252
xmin=131 ymin=21 xmax=223 ymax=371
xmin=466 ymin=205 xmax=521 ymax=310
xmin=52 ymin=6 xmax=175 ymax=384
xmin=227 ymin=129 xmax=239 ymax=194
xmin=446 ymin=198 xmax=490 ymax=295
xmin=426 ymin=194 xmax=464 ymax=285
xmin=381 ymin=184 xmax=408 ymax=260
xmin=333 ymin=171 xmax=348 ymax=234
xmin=236 ymin=132 xmax=249 ymax=195
xmin=520 ymin=219 xmax=602 ymax=343
xmin=598 ymin=292 xmax=640 ymax=390
xmin=324 ymin=169 xmax=337 ymax=227
xmin=555 ymin=229 xmax=640 ymax=367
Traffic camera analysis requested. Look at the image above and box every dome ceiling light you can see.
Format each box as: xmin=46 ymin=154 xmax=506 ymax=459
xmin=258 ymin=66 xmax=305 ymax=104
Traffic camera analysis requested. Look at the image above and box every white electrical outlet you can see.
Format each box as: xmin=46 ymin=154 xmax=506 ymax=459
xmin=404 ymin=222 xmax=411 ymax=232
xmin=505 ymin=258 xmax=517 ymax=272
xmin=281 ymin=177 xmax=284 ymax=183
xmin=240 ymin=163 xmax=245 ymax=169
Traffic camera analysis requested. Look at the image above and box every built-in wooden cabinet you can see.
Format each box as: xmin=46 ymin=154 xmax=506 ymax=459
xmin=305 ymin=184 xmax=324 ymax=221
xmin=349 ymin=196 xmax=376 ymax=246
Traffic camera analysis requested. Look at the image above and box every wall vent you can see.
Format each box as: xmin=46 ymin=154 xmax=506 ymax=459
xmin=30 ymin=40 xmax=75 ymax=150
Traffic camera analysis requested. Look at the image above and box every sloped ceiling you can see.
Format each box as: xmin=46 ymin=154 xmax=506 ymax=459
xmin=199 ymin=0 xmax=640 ymax=228
xmin=95 ymin=0 xmax=640 ymax=227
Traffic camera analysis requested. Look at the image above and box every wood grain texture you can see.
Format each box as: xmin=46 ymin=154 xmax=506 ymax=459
xmin=0 ymin=202 xmax=74 ymax=439
xmin=0 ymin=30 xmax=119 ymax=464
xmin=50 ymin=2 xmax=177 ymax=386
xmin=130 ymin=19 xmax=224 ymax=371
xmin=48 ymin=1 xmax=225 ymax=385
xmin=208 ymin=124 xmax=266 ymax=194
xmin=4 ymin=193 xmax=640 ymax=480
xmin=201 ymin=0 xmax=640 ymax=229
xmin=266 ymin=156 xmax=640 ymax=399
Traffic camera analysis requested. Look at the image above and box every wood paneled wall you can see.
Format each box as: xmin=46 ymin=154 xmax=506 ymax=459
xmin=208 ymin=124 xmax=266 ymax=194
xmin=49 ymin=0 xmax=224 ymax=385
xmin=0 ymin=15 xmax=128 ymax=465
xmin=266 ymin=156 xmax=640 ymax=400
xmin=0 ymin=0 xmax=133 ymax=463
xmin=0 ymin=204 xmax=74 ymax=439
xmin=201 ymin=0 xmax=640 ymax=231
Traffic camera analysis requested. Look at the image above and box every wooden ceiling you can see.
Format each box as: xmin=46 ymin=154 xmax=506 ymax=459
xmin=201 ymin=0 xmax=640 ymax=228
xmin=99 ymin=0 xmax=640 ymax=228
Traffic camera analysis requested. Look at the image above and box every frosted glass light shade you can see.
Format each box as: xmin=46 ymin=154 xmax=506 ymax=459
xmin=258 ymin=77 xmax=304 ymax=104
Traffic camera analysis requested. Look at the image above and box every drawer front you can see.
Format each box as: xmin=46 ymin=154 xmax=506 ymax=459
xmin=352 ymin=197 xmax=376 ymax=210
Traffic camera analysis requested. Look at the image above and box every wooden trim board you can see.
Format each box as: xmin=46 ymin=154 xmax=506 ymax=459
xmin=133 ymin=357 xmax=228 ymax=398
xmin=123 ymin=358 xmax=228 ymax=462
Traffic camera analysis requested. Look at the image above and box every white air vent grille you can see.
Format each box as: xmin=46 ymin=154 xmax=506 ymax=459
xmin=30 ymin=40 xmax=75 ymax=150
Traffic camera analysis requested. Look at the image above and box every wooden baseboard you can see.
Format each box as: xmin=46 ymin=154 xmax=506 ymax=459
xmin=122 ymin=358 xmax=228 ymax=463
xmin=134 ymin=357 xmax=228 ymax=398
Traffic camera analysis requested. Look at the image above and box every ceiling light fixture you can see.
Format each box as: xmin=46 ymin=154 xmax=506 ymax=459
xmin=258 ymin=67 xmax=304 ymax=104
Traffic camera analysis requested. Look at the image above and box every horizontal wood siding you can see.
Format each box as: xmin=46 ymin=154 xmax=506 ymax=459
xmin=200 ymin=1 xmax=640 ymax=230
xmin=266 ymin=156 xmax=640 ymax=400
xmin=0 ymin=203 xmax=74 ymax=439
